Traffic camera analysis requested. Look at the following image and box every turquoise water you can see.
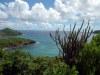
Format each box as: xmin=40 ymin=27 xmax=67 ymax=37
xmin=17 ymin=31 xmax=59 ymax=57
xmin=15 ymin=31 xmax=93 ymax=57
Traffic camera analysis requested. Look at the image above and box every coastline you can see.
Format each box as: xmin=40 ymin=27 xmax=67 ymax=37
xmin=2 ymin=40 xmax=36 ymax=50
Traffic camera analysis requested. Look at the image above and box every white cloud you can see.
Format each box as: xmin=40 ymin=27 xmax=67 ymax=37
xmin=48 ymin=8 xmax=61 ymax=22
xmin=54 ymin=0 xmax=100 ymax=21
xmin=5 ymin=0 xmax=61 ymax=22
xmin=8 ymin=0 xmax=31 ymax=20
xmin=88 ymin=0 xmax=100 ymax=7
xmin=31 ymin=3 xmax=48 ymax=22
xmin=31 ymin=3 xmax=61 ymax=22
xmin=0 ymin=9 xmax=8 ymax=19
xmin=54 ymin=0 xmax=81 ymax=20
xmin=0 ymin=0 xmax=100 ymax=30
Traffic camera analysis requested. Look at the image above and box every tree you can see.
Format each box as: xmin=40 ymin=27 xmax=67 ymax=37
xmin=50 ymin=20 xmax=93 ymax=67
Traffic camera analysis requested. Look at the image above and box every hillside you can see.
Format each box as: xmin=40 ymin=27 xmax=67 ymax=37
xmin=0 ymin=28 xmax=36 ymax=49
xmin=93 ymin=30 xmax=100 ymax=34
xmin=0 ymin=28 xmax=22 ymax=36
xmin=0 ymin=37 xmax=36 ymax=49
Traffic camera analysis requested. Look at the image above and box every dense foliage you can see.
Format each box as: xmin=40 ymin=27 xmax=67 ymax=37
xmin=0 ymin=28 xmax=100 ymax=75
xmin=50 ymin=22 xmax=100 ymax=75
xmin=0 ymin=34 xmax=99 ymax=75
xmin=77 ymin=34 xmax=100 ymax=75
xmin=50 ymin=21 xmax=93 ymax=67
xmin=0 ymin=50 xmax=78 ymax=75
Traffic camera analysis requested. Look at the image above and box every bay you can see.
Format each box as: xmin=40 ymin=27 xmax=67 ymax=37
xmin=15 ymin=30 xmax=93 ymax=57
xmin=16 ymin=31 xmax=59 ymax=57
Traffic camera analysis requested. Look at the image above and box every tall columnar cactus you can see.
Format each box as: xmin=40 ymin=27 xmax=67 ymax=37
xmin=50 ymin=20 xmax=93 ymax=67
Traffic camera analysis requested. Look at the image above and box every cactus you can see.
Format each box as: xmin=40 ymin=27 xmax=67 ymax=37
xmin=50 ymin=20 xmax=93 ymax=67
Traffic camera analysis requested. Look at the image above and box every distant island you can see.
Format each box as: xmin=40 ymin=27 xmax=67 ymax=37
xmin=0 ymin=28 xmax=36 ymax=50
xmin=0 ymin=28 xmax=22 ymax=36
xmin=93 ymin=30 xmax=100 ymax=34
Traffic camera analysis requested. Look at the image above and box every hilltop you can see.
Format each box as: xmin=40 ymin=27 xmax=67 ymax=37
xmin=0 ymin=28 xmax=36 ymax=49
xmin=93 ymin=30 xmax=100 ymax=34
xmin=0 ymin=28 xmax=22 ymax=36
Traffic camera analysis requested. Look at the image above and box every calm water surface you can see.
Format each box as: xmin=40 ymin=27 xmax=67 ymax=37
xmin=15 ymin=31 xmax=93 ymax=57
xmin=16 ymin=31 xmax=59 ymax=57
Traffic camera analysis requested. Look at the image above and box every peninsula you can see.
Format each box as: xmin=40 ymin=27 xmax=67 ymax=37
xmin=0 ymin=28 xmax=36 ymax=49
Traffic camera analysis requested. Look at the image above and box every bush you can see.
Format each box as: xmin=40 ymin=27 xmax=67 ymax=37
xmin=50 ymin=21 xmax=92 ymax=67
xmin=77 ymin=34 xmax=100 ymax=75
xmin=43 ymin=63 xmax=78 ymax=75
xmin=0 ymin=49 xmax=78 ymax=75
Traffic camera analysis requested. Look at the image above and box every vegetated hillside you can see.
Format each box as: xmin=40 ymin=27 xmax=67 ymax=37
xmin=0 ymin=28 xmax=22 ymax=36
xmin=0 ymin=34 xmax=100 ymax=75
xmin=0 ymin=49 xmax=78 ymax=75
xmin=0 ymin=37 xmax=36 ymax=49
xmin=0 ymin=28 xmax=36 ymax=49
xmin=93 ymin=30 xmax=100 ymax=34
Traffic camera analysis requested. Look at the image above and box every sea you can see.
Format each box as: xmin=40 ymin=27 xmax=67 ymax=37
xmin=16 ymin=31 xmax=59 ymax=57
xmin=15 ymin=30 xmax=93 ymax=57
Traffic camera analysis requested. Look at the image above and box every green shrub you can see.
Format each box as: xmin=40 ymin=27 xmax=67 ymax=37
xmin=0 ymin=49 xmax=78 ymax=75
xmin=77 ymin=34 xmax=100 ymax=75
xmin=50 ymin=21 xmax=92 ymax=67
xmin=92 ymin=34 xmax=100 ymax=47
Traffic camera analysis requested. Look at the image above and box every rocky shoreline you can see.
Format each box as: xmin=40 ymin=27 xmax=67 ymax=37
xmin=0 ymin=38 xmax=36 ymax=50
xmin=3 ymin=40 xmax=36 ymax=50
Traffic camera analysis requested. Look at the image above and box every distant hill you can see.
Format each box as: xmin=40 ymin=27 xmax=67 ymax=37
xmin=93 ymin=30 xmax=100 ymax=34
xmin=0 ymin=37 xmax=36 ymax=49
xmin=0 ymin=28 xmax=22 ymax=36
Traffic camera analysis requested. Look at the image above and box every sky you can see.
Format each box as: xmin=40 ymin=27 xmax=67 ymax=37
xmin=0 ymin=0 xmax=100 ymax=30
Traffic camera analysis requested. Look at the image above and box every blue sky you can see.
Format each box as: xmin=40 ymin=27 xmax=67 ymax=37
xmin=27 ymin=0 xmax=54 ymax=8
xmin=0 ymin=0 xmax=100 ymax=30
xmin=0 ymin=0 xmax=54 ymax=8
